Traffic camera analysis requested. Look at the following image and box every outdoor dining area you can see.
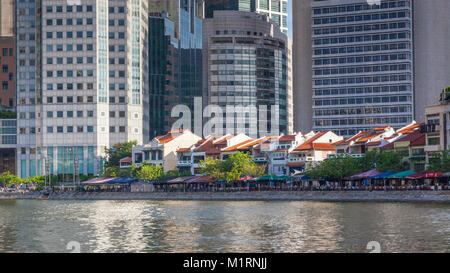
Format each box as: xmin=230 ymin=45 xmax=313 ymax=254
xmin=333 ymin=170 xmax=450 ymax=191
xmin=75 ymin=171 xmax=450 ymax=193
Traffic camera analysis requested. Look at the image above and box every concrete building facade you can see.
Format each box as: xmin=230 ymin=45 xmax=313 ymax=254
xmin=15 ymin=0 xmax=148 ymax=178
xmin=293 ymin=0 xmax=450 ymax=136
xmin=202 ymin=10 xmax=292 ymax=138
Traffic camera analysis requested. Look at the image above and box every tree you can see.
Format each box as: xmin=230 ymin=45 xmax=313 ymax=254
xmin=200 ymin=152 xmax=265 ymax=181
xmin=105 ymin=141 xmax=137 ymax=168
xmin=375 ymin=150 xmax=404 ymax=172
xmin=306 ymin=155 xmax=361 ymax=180
xmin=137 ymin=165 xmax=163 ymax=181
xmin=428 ymin=150 xmax=450 ymax=172
xmin=0 ymin=171 xmax=22 ymax=187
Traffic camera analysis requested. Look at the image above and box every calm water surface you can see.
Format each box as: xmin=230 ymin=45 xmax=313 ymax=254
xmin=0 ymin=200 xmax=449 ymax=253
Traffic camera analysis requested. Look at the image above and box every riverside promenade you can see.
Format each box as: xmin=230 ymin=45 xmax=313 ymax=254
xmin=1 ymin=191 xmax=450 ymax=203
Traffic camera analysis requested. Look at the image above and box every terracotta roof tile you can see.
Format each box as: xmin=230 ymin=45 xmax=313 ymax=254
xmin=295 ymin=131 xmax=328 ymax=151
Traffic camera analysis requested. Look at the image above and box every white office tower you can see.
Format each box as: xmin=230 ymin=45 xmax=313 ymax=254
xmin=293 ymin=0 xmax=450 ymax=135
xmin=15 ymin=0 xmax=148 ymax=178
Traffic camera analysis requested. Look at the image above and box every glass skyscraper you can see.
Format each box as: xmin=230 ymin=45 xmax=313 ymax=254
xmin=148 ymin=0 xmax=203 ymax=136
xmin=203 ymin=0 xmax=288 ymax=34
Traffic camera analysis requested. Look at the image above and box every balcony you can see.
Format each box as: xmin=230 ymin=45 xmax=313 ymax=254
xmin=424 ymin=145 xmax=440 ymax=152
xmin=253 ymin=157 xmax=268 ymax=163
xmin=288 ymin=157 xmax=305 ymax=162
xmin=177 ymin=160 xmax=192 ymax=167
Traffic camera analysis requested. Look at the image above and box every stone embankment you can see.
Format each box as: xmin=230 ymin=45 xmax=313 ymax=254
xmin=1 ymin=191 xmax=448 ymax=203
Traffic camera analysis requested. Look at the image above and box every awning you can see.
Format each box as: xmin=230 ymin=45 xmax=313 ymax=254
xmin=107 ymin=177 xmax=137 ymax=184
xmin=81 ymin=177 xmax=116 ymax=185
xmin=347 ymin=169 xmax=382 ymax=180
xmin=256 ymin=175 xmax=286 ymax=182
xmin=387 ymin=170 xmax=416 ymax=178
xmin=424 ymin=172 xmax=443 ymax=178
xmin=185 ymin=176 xmax=216 ymax=183
xmin=165 ymin=176 xmax=195 ymax=184
xmin=236 ymin=176 xmax=253 ymax=182
xmin=405 ymin=173 xmax=424 ymax=180
xmin=371 ymin=171 xmax=396 ymax=179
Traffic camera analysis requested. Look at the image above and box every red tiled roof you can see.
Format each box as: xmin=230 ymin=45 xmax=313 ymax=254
xmin=334 ymin=131 xmax=369 ymax=146
xmin=222 ymin=139 xmax=255 ymax=152
xmin=120 ymin=157 xmax=132 ymax=163
xmin=295 ymin=131 xmax=328 ymax=151
xmin=279 ymin=135 xmax=295 ymax=141
xmin=312 ymin=143 xmax=335 ymax=150
xmin=382 ymin=131 xmax=426 ymax=150
xmin=366 ymin=141 xmax=381 ymax=147
xmin=176 ymin=148 xmax=191 ymax=152
xmin=396 ymin=123 xmax=424 ymax=134
xmin=156 ymin=135 xmax=175 ymax=143
xmin=238 ymin=138 xmax=268 ymax=150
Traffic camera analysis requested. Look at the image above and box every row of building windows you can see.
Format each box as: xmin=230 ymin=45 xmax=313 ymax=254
xmin=314 ymin=85 xmax=411 ymax=96
xmin=46 ymin=18 xmax=93 ymax=26
xmin=314 ymin=95 xmax=412 ymax=106
xmin=45 ymin=5 xmax=94 ymax=13
xmin=20 ymin=125 xmax=129 ymax=134
xmin=211 ymin=70 xmax=257 ymax=76
xmin=44 ymin=96 xmax=127 ymax=104
xmin=210 ymin=49 xmax=256 ymax=54
xmin=45 ymin=43 xmax=94 ymax=52
xmin=41 ymin=83 xmax=127 ymax=92
xmin=2 ymin=48 xmax=13 ymax=57
xmin=314 ymin=30 xmax=408 ymax=45
xmin=314 ymin=73 xmax=411 ymax=86
xmin=313 ymin=22 xmax=409 ymax=36
xmin=314 ymin=116 xmax=413 ymax=127
xmin=211 ymin=60 xmax=257 ymax=65
xmin=314 ymin=105 xmax=412 ymax=116
xmin=314 ymin=63 xmax=410 ymax=76
xmin=314 ymin=40 xmax=410 ymax=55
xmin=46 ymin=31 xmax=94 ymax=39
xmin=314 ymin=53 xmax=410 ymax=65
xmin=313 ymin=11 xmax=409 ymax=25
xmin=313 ymin=1 xmax=408 ymax=15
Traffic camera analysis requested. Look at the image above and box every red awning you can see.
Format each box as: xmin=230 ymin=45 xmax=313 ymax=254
xmin=425 ymin=172 xmax=443 ymax=178
xmin=406 ymin=173 xmax=424 ymax=180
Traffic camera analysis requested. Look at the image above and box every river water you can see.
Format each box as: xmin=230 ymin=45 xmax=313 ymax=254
xmin=0 ymin=200 xmax=448 ymax=253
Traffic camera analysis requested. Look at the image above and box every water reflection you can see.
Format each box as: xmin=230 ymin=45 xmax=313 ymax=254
xmin=0 ymin=200 xmax=448 ymax=253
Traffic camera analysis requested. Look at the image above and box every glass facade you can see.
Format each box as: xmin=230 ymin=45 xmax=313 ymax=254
xmin=204 ymin=0 xmax=288 ymax=33
xmin=311 ymin=0 xmax=414 ymax=137
xmin=148 ymin=14 xmax=179 ymax=140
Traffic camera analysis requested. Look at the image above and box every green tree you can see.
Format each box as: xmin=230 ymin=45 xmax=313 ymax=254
xmin=375 ymin=150 xmax=404 ymax=172
xmin=428 ymin=150 xmax=450 ymax=172
xmin=137 ymin=165 xmax=163 ymax=181
xmin=200 ymin=152 xmax=265 ymax=181
xmin=0 ymin=171 xmax=22 ymax=187
xmin=105 ymin=141 xmax=137 ymax=168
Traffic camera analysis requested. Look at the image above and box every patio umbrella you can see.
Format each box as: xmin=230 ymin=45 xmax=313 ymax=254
xmin=405 ymin=173 xmax=424 ymax=180
xmin=387 ymin=170 xmax=416 ymax=179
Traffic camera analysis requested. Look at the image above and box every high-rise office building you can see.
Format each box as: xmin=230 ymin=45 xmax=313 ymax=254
xmin=203 ymin=10 xmax=292 ymax=137
xmin=203 ymin=0 xmax=288 ymax=34
xmin=147 ymin=12 xmax=179 ymax=140
xmin=293 ymin=0 xmax=450 ymax=136
xmin=15 ymin=0 xmax=148 ymax=178
xmin=147 ymin=0 xmax=203 ymax=138
xmin=0 ymin=0 xmax=14 ymax=37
